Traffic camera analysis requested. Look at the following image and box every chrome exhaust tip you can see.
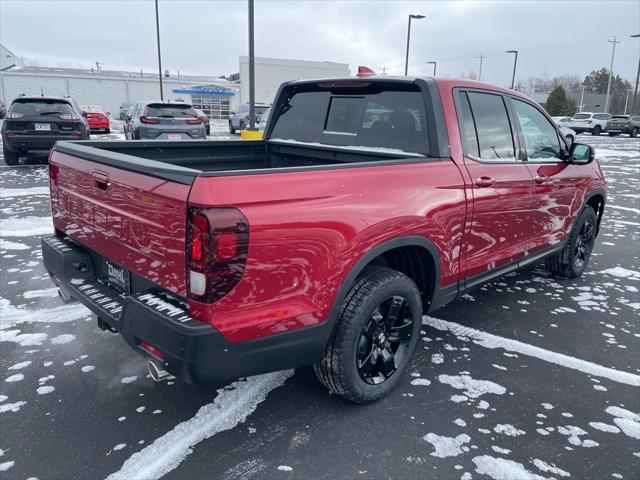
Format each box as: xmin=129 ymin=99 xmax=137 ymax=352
xmin=57 ymin=289 xmax=75 ymax=304
xmin=147 ymin=361 xmax=169 ymax=382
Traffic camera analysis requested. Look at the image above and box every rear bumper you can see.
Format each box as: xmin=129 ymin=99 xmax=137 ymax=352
xmin=3 ymin=133 xmax=84 ymax=152
xmin=41 ymin=234 xmax=327 ymax=384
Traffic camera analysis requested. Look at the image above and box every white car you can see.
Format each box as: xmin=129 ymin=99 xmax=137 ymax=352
xmin=569 ymin=112 xmax=612 ymax=136
xmin=551 ymin=116 xmax=573 ymax=127
xmin=559 ymin=126 xmax=577 ymax=146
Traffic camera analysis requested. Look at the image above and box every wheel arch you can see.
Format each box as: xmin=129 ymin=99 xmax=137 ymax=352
xmin=584 ymin=189 xmax=606 ymax=236
xmin=326 ymin=236 xmax=441 ymax=331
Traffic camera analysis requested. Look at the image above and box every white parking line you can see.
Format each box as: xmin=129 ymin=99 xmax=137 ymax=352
xmin=424 ymin=316 xmax=640 ymax=387
xmin=106 ymin=370 xmax=293 ymax=480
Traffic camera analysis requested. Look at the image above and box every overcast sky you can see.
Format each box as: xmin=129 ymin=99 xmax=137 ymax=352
xmin=1 ymin=0 xmax=639 ymax=87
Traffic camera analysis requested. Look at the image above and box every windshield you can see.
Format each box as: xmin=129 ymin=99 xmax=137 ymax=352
xmin=10 ymin=99 xmax=74 ymax=115
xmin=145 ymin=104 xmax=197 ymax=118
xmin=258 ymin=108 xmax=271 ymax=124
xmin=573 ymin=113 xmax=591 ymax=119
xmin=270 ymin=86 xmax=428 ymax=154
xmin=82 ymin=105 xmax=105 ymax=113
xmin=255 ymin=105 xmax=269 ymax=116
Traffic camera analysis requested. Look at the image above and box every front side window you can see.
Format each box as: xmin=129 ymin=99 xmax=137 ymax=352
xmin=593 ymin=114 xmax=610 ymax=120
xmin=466 ymin=91 xmax=515 ymax=161
xmin=512 ymin=99 xmax=561 ymax=161
xmin=573 ymin=113 xmax=591 ymax=119
xmin=456 ymin=91 xmax=480 ymax=158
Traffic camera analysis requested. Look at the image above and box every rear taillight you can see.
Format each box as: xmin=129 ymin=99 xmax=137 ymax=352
xmin=186 ymin=118 xmax=203 ymax=125
xmin=59 ymin=113 xmax=80 ymax=120
xmin=6 ymin=112 xmax=24 ymax=119
xmin=140 ymin=116 xmax=161 ymax=124
xmin=139 ymin=340 xmax=164 ymax=360
xmin=187 ymin=207 xmax=249 ymax=303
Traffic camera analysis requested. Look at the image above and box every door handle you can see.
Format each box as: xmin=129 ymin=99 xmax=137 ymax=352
xmin=92 ymin=172 xmax=110 ymax=191
xmin=475 ymin=176 xmax=495 ymax=188
xmin=535 ymin=174 xmax=549 ymax=184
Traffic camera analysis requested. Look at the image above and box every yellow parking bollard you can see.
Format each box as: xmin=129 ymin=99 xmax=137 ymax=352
xmin=240 ymin=129 xmax=263 ymax=140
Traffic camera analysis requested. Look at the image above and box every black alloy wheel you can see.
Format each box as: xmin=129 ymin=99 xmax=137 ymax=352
xmin=356 ymin=295 xmax=414 ymax=385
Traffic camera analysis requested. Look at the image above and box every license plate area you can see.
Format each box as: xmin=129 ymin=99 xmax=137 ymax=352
xmin=35 ymin=123 xmax=51 ymax=131
xmin=168 ymin=133 xmax=182 ymax=140
xmin=104 ymin=260 xmax=130 ymax=294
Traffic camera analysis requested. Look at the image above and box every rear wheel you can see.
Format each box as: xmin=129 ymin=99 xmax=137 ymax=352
xmin=546 ymin=206 xmax=597 ymax=278
xmin=2 ymin=146 xmax=19 ymax=166
xmin=239 ymin=121 xmax=246 ymax=132
xmin=229 ymin=122 xmax=235 ymax=134
xmin=592 ymin=125 xmax=602 ymax=136
xmin=314 ymin=268 xmax=422 ymax=403
xmin=105 ymin=128 xmax=111 ymax=134
xmin=631 ymin=127 xmax=638 ymax=138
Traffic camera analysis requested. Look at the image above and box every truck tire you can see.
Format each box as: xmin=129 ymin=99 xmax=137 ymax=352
xmin=631 ymin=127 xmax=638 ymax=138
xmin=3 ymin=147 xmax=19 ymax=166
xmin=592 ymin=125 xmax=601 ymax=136
xmin=314 ymin=268 xmax=422 ymax=404
xmin=546 ymin=206 xmax=597 ymax=278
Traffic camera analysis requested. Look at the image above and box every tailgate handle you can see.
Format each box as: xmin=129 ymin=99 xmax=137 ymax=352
xmin=92 ymin=172 xmax=110 ymax=191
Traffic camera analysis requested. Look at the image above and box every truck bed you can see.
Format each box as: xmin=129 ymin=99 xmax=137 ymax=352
xmin=55 ymin=139 xmax=427 ymax=185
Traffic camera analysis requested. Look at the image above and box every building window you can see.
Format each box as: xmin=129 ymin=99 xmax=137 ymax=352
xmin=191 ymin=94 xmax=230 ymax=120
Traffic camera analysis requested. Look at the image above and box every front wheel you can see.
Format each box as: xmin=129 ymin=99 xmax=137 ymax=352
xmin=631 ymin=128 xmax=638 ymax=138
xmin=546 ymin=206 xmax=597 ymax=278
xmin=314 ymin=268 xmax=422 ymax=404
xmin=592 ymin=125 xmax=602 ymax=136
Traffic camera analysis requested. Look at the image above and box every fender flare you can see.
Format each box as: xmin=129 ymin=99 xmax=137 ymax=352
xmin=324 ymin=235 xmax=442 ymax=333
xmin=583 ymin=187 xmax=607 ymax=235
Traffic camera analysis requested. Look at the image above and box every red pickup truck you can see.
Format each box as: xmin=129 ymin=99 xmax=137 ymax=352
xmin=43 ymin=77 xmax=606 ymax=403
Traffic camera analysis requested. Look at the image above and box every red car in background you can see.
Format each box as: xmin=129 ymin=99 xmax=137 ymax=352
xmin=81 ymin=105 xmax=110 ymax=134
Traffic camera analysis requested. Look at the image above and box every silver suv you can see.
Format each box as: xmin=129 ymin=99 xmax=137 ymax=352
xmin=124 ymin=102 xmax=206 ymax=140
xmin=229 ymin=103 xmax=270 ymax=134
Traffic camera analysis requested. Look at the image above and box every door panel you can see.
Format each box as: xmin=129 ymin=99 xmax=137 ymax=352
xmin=455 ymin=90 xmax=534 ymax=282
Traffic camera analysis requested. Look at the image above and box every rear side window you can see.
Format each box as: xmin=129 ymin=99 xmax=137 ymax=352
xmin=145 ymin=104 xmax=197 ymax=118
xmin=593 ymin=114 xmax=610 ymax=120
xmin=466 ymin=91 xmax=515 ymax=161
xmin=573 ymin=113 xmax=591 ymax=119
xmin=10 ymin=99 xmax=74 ymax=115
xmin=271 ymin=87 xmax=428 ymax=154
xmin=457 ymin=92 xmax=480 ymax=158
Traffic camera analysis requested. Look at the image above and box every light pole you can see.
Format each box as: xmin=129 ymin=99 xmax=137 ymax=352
xmin=248 ymin=0 xmax=256 ymax=130
xmin=154 ymin=0 xmax=163 ymax=101
xmin=604 ymin=36 xmax=620 ymax=113
xmin=624 ymin=88 xmax=633 ymax=114
xmin=475 ymin=54 xmax=486 ymax=81
xmin=427 ymin=61 xmax=436 ymax=76
xmin=631 ymin=34 xmax=640 ymax=114
xmin=506 ymin=50 xmax=518 ymax=89
xmin=579 ymin=84 xmax=587 ymax=112
xmin=404 ymin=14 xmax=425 ymax=76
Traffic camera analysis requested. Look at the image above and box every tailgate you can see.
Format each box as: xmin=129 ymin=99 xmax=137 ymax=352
xmin=49 ymin=148 xmax=193 ymax=296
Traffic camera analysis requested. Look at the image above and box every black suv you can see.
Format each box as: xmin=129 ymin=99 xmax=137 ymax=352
xmin=1 ymin=96 xmax=90 ymax=165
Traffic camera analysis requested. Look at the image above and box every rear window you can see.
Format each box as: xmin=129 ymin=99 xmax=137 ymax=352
xmin=83 ymin=105 xmax=105 ymax=113
xmin=270 ymin=86 xmax=428 ymax=154
xmin=612 ymin=115 xmax=629 ymax=119
xmin=573 ymin=113 xmax=591 ymax=119
xmin=255 ymin=106 xmax=269 ymax=115
xmin=145 ymin=103 xmax=197 ymax=118
xmin=10 ymin=99 xmax=74 ymax=115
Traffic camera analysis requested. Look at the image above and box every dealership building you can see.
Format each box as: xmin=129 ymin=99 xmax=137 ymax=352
xmin=0 ymin=44 xmax=350 ymax=119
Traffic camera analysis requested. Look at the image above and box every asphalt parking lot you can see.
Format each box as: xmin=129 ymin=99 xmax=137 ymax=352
xmin=0 ymin=129 xmax=638 ymax=480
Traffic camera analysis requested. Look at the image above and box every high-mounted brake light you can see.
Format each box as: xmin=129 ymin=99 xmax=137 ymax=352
xmin=6 ymin=112 xmax=24 ymax=119
xmin=187 ymin=207 xmax=249 ymax=303
xmin=357 ymin=65 xmax=376 ymax=77
xmin=318 ymin=81 xmax=370 ymax=88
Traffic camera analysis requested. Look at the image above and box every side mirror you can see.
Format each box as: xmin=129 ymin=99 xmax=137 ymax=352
xmin=569 ymin=143 xmax=595 ymax=165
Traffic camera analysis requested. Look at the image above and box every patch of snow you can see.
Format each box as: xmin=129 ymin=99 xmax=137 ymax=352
xmin=439 ymin=374 xmax=506 ymax=399
xmin=23 ymin=288 xmax=59 ymax=299
xmin=0 ymin=329 xmax=47 ymax=346
xmin=51 ymin=334 xmax=76 ymax=345
xmin=424 ymin=433 xmax=471 ymax=458
xmin=472 ymin=455 xmax=547 ymax=480
xmin=37 ymin=385 xmax=55 ymax=395
xmin=113 ymin=443 xmax=126 ymax=451
xmin=601 ymin=267 xmax=640 ymax=279
xmin=8 ymin=360 xmax=31 ymax=370
xmin=0 ymin=461 xmax=15 ymax=472
xmin=121 ymin=376 xmax=138 ymax=384
xmin=5 ymin=373 xmax=24 ymax=383
xmin=410 ymin=378 xmax=431 ymax=386
xmin=491 ymin=446 xmax=511 ymax=455
xmin=0 ymin=401 xmax=26 ymax=413
xmin=0 ymin=298 xmax=90 ymax=330
xmin=277 ymin=465 xmax=293 ymax=471
xmin=605 ymin=406 xmax=640 ymax=439
xmin=0 ymin=186 xmax=50 ymax=198
xmin=431 ymin=353 xmax=444 ymax=364
xmin=0 ymin=216 xmax=53 ymax=237
xmin=493 ymin=424 xmax=525 ymax=437
xmin=589 ymin=422 xmax=619 ymax=433
xmin=454 ymin=418 xmax=467 ymax=427
xmin=0 ymin=239 xmax=29 ymax=250
xmin=105 ymin=370 xmax=293 ymax=480
xmin=531 ymin=458 xmax=570 ymax=477
xmin=81 ymin=365 xmax=95 ymax=373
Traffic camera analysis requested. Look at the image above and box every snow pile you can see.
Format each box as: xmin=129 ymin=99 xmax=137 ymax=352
xmin=601 ymin=267 xmax=640 ymax=279
xmin=438 ymin=374 xmax=506 ymax=399
xmin=531 ymin=458 xmax=570 ymax=477
xmin=605 ymin=406 xmax=640 ymax=439
xmin=472 ymin=455 xmax=548 ymax=480
xmin=423 ymin=433 xmax=471 ymax=458
xmin=493 ymin=424 xmax=525 ymax=437
xmin=106 ymin=370 xmax=293 ymax=480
